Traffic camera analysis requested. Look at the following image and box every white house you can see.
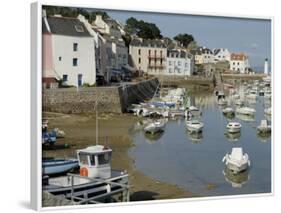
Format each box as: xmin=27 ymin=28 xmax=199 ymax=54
xmin=165 ymin=49 xmax=194 ymax=76
xmin=42 ymin=14 xmax=96 ymax=87
xmin=213 ymin=48 xmax=231 ymax=62
xmin=230 ymin=53 xmax=251 ymax=74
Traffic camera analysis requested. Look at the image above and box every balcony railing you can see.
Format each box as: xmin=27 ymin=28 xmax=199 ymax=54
xmin=148 ymin=55 xmax=165 ymax=60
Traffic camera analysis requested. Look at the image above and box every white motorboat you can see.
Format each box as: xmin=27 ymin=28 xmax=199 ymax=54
xmin=186 ymin=106 xmax=201 ymax=117
xmin=264 ymin=107 xmax=271 ymax=116
xmin=222 ymin=107 xmax=235 ymax=115
xmin=257 ymin=120 xmax=271 ymax=134
xmin=235 ymin=99 xmax=244 ymax=106
xmin=144 ymin=120 xmax=165 ymax=134
xmin=226 ymin=122 xmax=242 ymax=133
xmin=222 ymin=147 xmax=250 ymax=174
xmin=43 ymin=145 xmax=129 ymax=203
xmin=236 ymin=107 xmax=256 ymax=116
xmin=186 ymin=120 xmax=204 ymax=133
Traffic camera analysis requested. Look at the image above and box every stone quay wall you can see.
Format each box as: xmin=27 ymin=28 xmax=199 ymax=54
xmin=43 ymin=78 xmax=159 ymax=114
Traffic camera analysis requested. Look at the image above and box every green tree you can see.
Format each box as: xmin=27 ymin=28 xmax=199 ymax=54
xmin=125 ymin=17 xmax=162 ymax=39
xmin=174 ymin=33 xmax=194 ymax=48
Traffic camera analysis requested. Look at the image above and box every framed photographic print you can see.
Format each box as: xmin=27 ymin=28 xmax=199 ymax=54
xmin=31 ymin=1 xmax=273 ymax=210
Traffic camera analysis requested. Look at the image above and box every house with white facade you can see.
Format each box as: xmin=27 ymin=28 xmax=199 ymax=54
xmin=230 ymin=53 xmax=251 ymax=74
xmin=213 ymin=48 xmax=231 ymax=62
xmin=42 ymin=13 xmax=96 ymax=87
xmin=165 ymin=49 xmax=194 ymax=76
xmin=129 ymin=38 xmax=167 ymax=75
xmin=190 ymin=47 xmax=214 ymax=64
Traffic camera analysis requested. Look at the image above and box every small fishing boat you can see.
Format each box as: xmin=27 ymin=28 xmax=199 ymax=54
xmin=235 ymin=99 xmax=244 ymax=106
xmin=42 ymin=158 xmax=79 ymax=175
xmin=257 ymin=120 xmax=271 ymax=134
xmin=53 ymin=128 xmax=66 ymax=138
xmin=222 ymin=147 xmax=250 ymax=174
xmin=42 ymin=131 xmax=56 ymax=145
xmin=264 ymin=107 xmax=271 ymax=116
xmin=226 ymin=122 xmax=242 ymax=133
xmin=222 ymin=107 xmax=235 ymax=116
xmin=186 ymin=106 xmax=202 ymax=117
xmin=43 ymin=145 xmax=129 ymax=203
xmin=186 ymin=120 xmax=204 ymax=133
xmin=236 ymin=107 xmax=256 ymax=116
xmin=144 ymin=120 xmax=165 ymax=134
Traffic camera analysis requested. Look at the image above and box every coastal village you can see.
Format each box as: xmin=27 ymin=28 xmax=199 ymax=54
xmin=41 ymin=6 xmax=272 ymax=207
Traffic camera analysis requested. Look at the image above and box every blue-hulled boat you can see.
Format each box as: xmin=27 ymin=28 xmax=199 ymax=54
xmin=42 ymin=158 xmax=79 ymax=175
xmin=42 ymin=131 xmax=56 ymax=145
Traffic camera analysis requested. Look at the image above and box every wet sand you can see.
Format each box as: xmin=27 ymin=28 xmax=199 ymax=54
xmin=43 ymin=112 xmax=194 ymax=202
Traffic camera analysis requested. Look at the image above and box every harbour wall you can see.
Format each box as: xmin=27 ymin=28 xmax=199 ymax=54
xmin=43 ymin=78 xmax=159 ymax=114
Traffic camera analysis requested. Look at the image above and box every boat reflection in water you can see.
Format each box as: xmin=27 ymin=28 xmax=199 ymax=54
xmin=144 ymin=131 xmax=164 ymax=144
xmin=257 ymin=132 xmax=271 ymax=143
xmin=224 ymin=132 xmax=241 ymax=142
xmin=186 ymin=131 xmax=203 ymax=143
xmin=223 ymin=167 xmax=250 ymax=188
xmin=236 ymin=113 xmax=255 ymax=122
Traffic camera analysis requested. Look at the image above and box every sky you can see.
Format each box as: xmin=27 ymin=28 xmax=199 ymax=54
xmin=90 ymin=9 xmax=272 ymax=71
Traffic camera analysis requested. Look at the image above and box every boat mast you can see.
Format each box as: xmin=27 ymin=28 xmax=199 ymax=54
xmin=96 ymin=100 xmax=98 ymax=145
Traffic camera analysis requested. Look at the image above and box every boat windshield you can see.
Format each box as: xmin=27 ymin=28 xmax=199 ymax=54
xmin=78 ymin=153 xmax=89 ymax=165
xmin=98 ymin=153 xmax=111 ymax=165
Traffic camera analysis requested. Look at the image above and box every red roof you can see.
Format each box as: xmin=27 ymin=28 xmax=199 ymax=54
xmin=231 ymin=53 xmax=248 ymax=61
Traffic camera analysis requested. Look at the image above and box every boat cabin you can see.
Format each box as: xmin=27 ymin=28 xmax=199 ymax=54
xmin=77 ymin=145 xmax=112 ymax=179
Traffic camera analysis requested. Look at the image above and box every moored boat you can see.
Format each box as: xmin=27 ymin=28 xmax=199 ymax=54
xmin=236 ymin=107 xmax=256 ymax=116
xmin=226 ymin=122 xmax=242 ymax=133
xmin=257 ymin=120 xmax=271 ymax=134
xmin=222 ymin=147 xmax=250 ymax=174
xmin=144 ymin=120 xmax=166 ymax=134
xmin=186 ymin=120 xmax=204 ymax=133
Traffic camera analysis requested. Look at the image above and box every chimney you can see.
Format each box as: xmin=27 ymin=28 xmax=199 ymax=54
xmin=264 ymin=58 xmax=269 ymax=75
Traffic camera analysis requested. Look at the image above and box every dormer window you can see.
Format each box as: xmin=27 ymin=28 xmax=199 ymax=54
xmin=74 ymin=25 xmax=84 ymax=33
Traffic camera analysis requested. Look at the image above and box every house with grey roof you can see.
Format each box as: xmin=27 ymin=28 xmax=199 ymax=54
xmin=165 ymin=49 xmax=194 ymax=76
xmin=213 ymin=48 xmax=231 ymax=62
xmin=190 ymin=47 xmax=214 ymax=65
xmin=42 ymin=12 xmax=96 ymax=87
xmin=129 ymin=38 xmax=167 ymax=75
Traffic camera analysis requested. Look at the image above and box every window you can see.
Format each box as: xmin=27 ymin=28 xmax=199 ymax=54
xmin=98 ymin=153 xmax=110 ymax=165
xmin=233 ymin=62 xmax=235 ymax=65
xmin=237 ymin=62 xmax=240 ymax=65
xmin=58 ymin=56 xmax=62 ymax=61
xmin=62 ymin=74 xmax=68 ymax=82
xmin=160 ymin=50 xmax=163 ymax=56
xmin=169 ymin=61 xmax=172 ymax=66
xmin=73 ymin=43 xmax=78 ymax=51
xmin=90 ymin=155 xmax=96 ymax=166
xmin=138 ymin=58 xmax=141 ymax=64
xmin=148 ymin=50 xmax=151 ymax=55
xmin=178 ymin=61 xmax=181 ymax=66
xmin=73 ymin=58 xmax=78 ymax=66
xmin=169 ymin=68 xmax=173 ymax=73
xmin=79 ymin=153 xmax=88 ymax=165
xmin=74 ymin=25 xmax=84 ymax=32
xmin=138 ymin=49 xmax=141 ymax=55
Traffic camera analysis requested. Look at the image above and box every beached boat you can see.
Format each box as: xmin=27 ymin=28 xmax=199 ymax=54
xmin=43 ymin=145 xmax=129 ymax=203
xmin=42 ymin=131 xmax=56 ymax=145
xmin=186 ymin=120 xmax=204 ymax=133
xmin=42 ymin=158 xmax=79 ymax=175
xmin=222 ymin=147 xmax=250 ymax=174
xmin=257 ymin=120 xmax=271 ymax=134
xmin=236 ymin=107 xmax=256 ymax=116
xmin=226 ymin=122 xmax=242 ymax=133
xmin=144 ymin=120 xmax=165 ymax=134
